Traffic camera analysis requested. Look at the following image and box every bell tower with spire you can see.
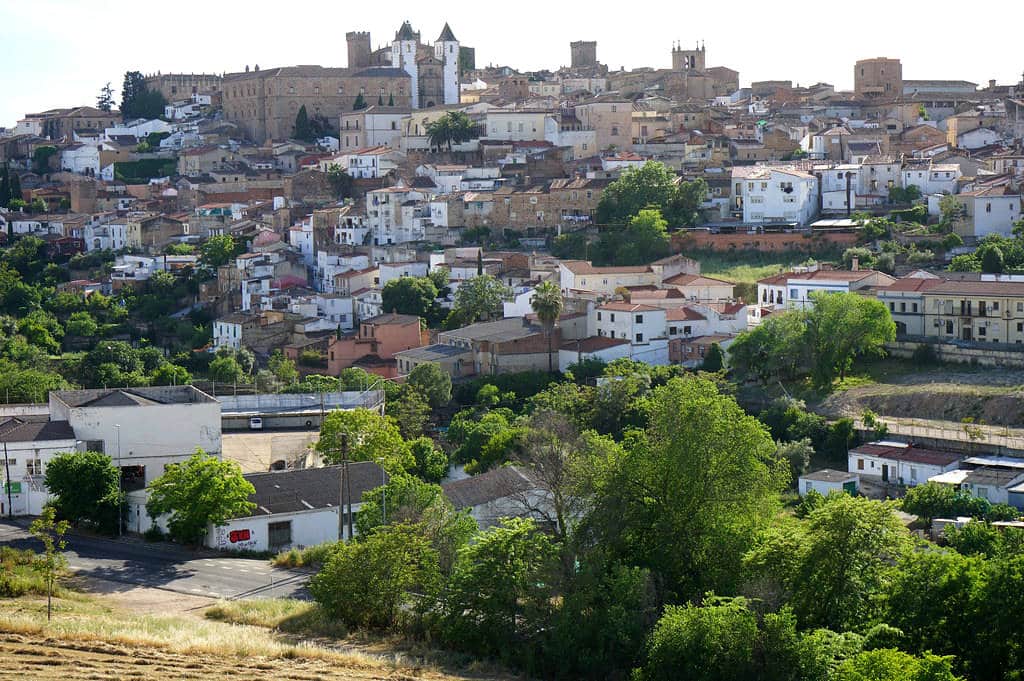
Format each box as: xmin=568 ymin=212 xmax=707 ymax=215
xmin=434 ymin=23 xmax=460 ymax=105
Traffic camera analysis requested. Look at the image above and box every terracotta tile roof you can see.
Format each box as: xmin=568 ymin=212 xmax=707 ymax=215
xmin=663 ymin=273 xmax=734 ymax=287
xmin=666 ymin=307 xmax=707 ymax=321
xmin=597 ymin=302 xmax=661 ymax=313
xmin=560 ymin=336 xmax=630 ymax=352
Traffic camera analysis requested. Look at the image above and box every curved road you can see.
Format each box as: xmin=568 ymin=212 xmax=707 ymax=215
xmin=0 ymin=520 xmax=311 ymax=600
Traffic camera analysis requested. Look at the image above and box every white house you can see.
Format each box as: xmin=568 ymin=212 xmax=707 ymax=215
xmin=379 ymin=260 xmax=429 ymax=286
xmin=213 ymin=312 xmax=253 ymax=351
xmin=0 ymin=416 xmax=79 ymax=516
xmin=818 ymin=164 xmax=859 ymax=215
xmin=320 ymin=146 xmax=398 ymax=180
xmin=799 ymin=469 xmax=859 ymax=497
xmin=591 ymin=302 xmax=667 ymax=345
xmin=857 ymin=156 xmax=902 ymax=205
xmin=956 ymin=127 xmax=1000 ymax=151
xmin=49 ymin=387 xmax=221 ymax=491
xmin=339 ymin=107 xmax=409 ymax=151
xmin=203 ymin=463 xmax=388 ymax=549
xmin=901 ymin=162 xmax=961 ymax=195
xmin=756 ymin=265 xmax=895 ymax=312
xmin=734 ymin=166 xmax=819 ymax=225
xmin=929 ymin=456 xmax=1024 ymax=509
xmin=84 ymin=221 xmax=127 ymax=251
xmin=557 ymin=336 xmax=632 ymax=372
xmin=366 ymin=186 xmax=426 ymax=245
xmin=849 ymin=441 xmax=962 ymax=486
xmin=442 ymin=465 xmax=551 ymax=530
xmin=953 ymin=186 xmax=1023 ymax=238
xmin=60 ymin=144 xmax=101 ymax=176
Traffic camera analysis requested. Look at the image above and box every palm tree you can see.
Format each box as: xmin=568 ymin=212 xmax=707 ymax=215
xmin=426 ymin=112 xmax=477 ymax=151
xmin=425 ymin=117 xmax=453 ymax=151
xmin=530 ymin=281 xmax=564 ymax=373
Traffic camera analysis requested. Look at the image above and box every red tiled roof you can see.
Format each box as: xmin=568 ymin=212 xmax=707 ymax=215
xmin=850 ymin=443 xmax=961 ymax=467
xmin=597 ymin=302 xmax=661 ymax=312
xmin=666 ymin=307 xmax=707 ymax=321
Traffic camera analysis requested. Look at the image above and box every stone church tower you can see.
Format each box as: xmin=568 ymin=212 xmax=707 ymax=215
xmin=390 ymin=21 xmax=459 ymax=108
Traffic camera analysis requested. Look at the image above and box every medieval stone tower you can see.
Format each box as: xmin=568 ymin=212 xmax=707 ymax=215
xmin=672 ymin=41 xmax=706 ymax=71
xmin=346 ymin=31 xmax=371 ymax=69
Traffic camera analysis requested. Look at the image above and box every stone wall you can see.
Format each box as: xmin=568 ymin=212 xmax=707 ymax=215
xmin=673 ymin=230 xmax=859 ymax=252
xmin=886 ymin=340 xmax=1024 ymax=368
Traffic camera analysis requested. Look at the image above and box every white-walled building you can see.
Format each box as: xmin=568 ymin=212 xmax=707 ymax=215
xmin=799 ymin=469 xmax=859 ymax=497
xmin=0 ymin=416 xmax=79 ymax=516
xmin=379 ymin=260 xmax=429 ymax=285
xmin=49 ymin=387 xmax=221 ymax=491
xmin=756 ymin=266 xmax=895 ymax=312
xmin=849 ymin=441 xmax=962 ymax=486
xmin=901 ymin=162 xmax=961 ymax=195
xmin=590 ymin=302 xmax=667 ymax=346
xmin=733 ymin=166 xmax=819 ymax=225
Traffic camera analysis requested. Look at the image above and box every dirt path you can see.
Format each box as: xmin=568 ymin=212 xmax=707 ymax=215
xmin=0 ymin=631 xmax=425 ymax=681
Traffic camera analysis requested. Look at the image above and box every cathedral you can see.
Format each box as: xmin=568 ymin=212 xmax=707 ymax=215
xmin=347 ymin=21 xmax=461 ymax=109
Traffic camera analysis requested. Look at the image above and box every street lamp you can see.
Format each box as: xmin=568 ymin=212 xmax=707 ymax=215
xmin=114 ymin=424 xmax=122 ymax=537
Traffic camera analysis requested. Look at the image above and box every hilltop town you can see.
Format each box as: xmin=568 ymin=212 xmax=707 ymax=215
xmin=2 ymin=21 xmax=1024 ymax=681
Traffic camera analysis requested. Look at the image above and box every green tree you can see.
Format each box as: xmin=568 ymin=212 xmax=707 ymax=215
xmin=293 ymin=104 xmax=313 ymax=141
xmin=0 ymin=163 xmax=10 ymax=207
xmin=425 ymin=111 xmax=476 ymax=151
xmin=325 ymin=164 xmax=354 ymax=200
xmin=836 ymin=649 xmax=962 ymax=681
xmin=150 ymin=362 xmax=191 ymax=386
xmin=596 ymin=160 xmax=679 ymax=224
xmin=32 ymin=146 xmax=58 ymax=175
xmin=409 ymin=436 xmax=448 ymax=482
xmin=316 ymin=407 xmax=413 ymax=472
xmin=440 ymin=518 xmax=557 ymax=660
xmin=979 ymin=244 xmax=1005 ymax=274
xmin=702 ymin=342 xmax=724 ymax=371
xmin=65 ymin=310 xmax=98 ymax=337
xmin=381 ymin=276 xmax=438 ymax=320
xmin=448 ymin=274 xmax=509 ymax=327
xmin=530 ymin=280 xmax=563 ymax=373
xmin=591 ymin=376 xmax=787 ymax=603
xmin=208 ymin=354 xmax=246 ymax=384
xmin=728 ymin=312 xmax=809 ymax=384
xmin=198 ymin=234 xmax=239 ymax=270
xmin=384 ymin=384 xmax=431 ymax=439
xmin=267 ymin=349 xmax=298 ymax=386
xmin=43 ymin=451 xmax=122 ymax=534
xmin=96 ymin=82 xmax=115 ymax=111
xmin=145 ymin=450 xmax=255 ymax=545
xmin=805 ymin=291 xmax=895 ymax=387
xmin=29 ymin=507 xmax=69 ymax=621
xmin=762 ymin=495 xmax=911 ymax=630
xmin=120 ymin=71 xmax=167 ymax=120
xmin=0 ymin=360 xmax=69 ymax=403
xmin=901 ymin=482 xmax=957 ymax=522
xmin=634 ymin=597 xmax=759 ymax=681
xmin=352 ymin=92 xmax=367 ymax=110
xmin=948 ymin=253 xmax=981 ymax=272
xmin=80 ymin=341 xmax=144 ymax=387
xmin=406 ymin=361 xmax=452 ymax=408
xmin=777 ymin=437 xmax=814 ymax=482
xmin=310 ymin=522 xmax=442 ymax=629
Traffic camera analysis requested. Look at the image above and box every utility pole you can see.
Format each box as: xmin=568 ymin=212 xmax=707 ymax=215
xmin=335 ymin=434 xmax=353 ymax=541
xmin=114 ymin=424 xmax=122 ymax=536
xmin=4 ymin=442 xmax=13 ymax=519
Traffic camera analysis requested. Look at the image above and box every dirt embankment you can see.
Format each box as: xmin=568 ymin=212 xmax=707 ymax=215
xmin=817 ymin=370 xmax=1024 ymax=427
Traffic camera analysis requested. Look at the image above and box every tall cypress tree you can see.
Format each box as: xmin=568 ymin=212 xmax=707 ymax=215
xmin=353 ymin=93 xmax=367 ymax=111
xmin=293 ymin=105 xmax=312 ymax=142
xmin=0 ymin=163 xmax=10 ymax=207
xmin=388 ymin=92 xmax=395 ymax=107
xmin=8 ymin=171 xmax=22 ymax=205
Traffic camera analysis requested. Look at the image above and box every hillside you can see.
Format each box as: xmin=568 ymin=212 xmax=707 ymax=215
xmin=817 ymin=366 xmax=1024 ymax=427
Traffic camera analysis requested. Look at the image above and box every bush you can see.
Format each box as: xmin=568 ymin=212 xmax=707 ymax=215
xmin=143 ymin=525 xmax=165 ymax=542
xmin=272 ymin=541 xmax=342 ymax=568
xmin=0 ymin=546 xmax=49 ymax=597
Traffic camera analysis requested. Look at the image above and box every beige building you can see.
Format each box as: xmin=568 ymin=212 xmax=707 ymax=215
xmin=143 ymin=73 xmax=222 ymax=101
xmin=222 ymin=65 xmax=412 ymax=143
xmin=20 ymin=107 xmax=121 ymax=141
xmin=922 ymin=279 xmax=1024 ymax=344
xmin=854 ymin=57 xmax=903 ymax=99
xmin=574 ymin=100 xmax=632 ymax=151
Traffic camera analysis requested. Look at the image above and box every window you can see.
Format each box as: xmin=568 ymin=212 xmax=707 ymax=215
xmin=987 ymin=203 xmax=992 ymax=213
xmin=790 ymin=289 xmax=797 ymax=299
xmin=857 ymin=459 xmax=864 ymax=470
xmin=635 ymin=314 xmax=643 ymax=323
xmin=597 ymin=312 xmax=602 ymax=321
xmin=910 ymin=467 xmax=918 ymax=481
xmin=669 ymin=326 xmax=677 ymax=335
xmin=635 ymin=332 xmax=644 ymax=343
xmin=946 ymin=320 xmax=954 ymax=334
xmin=268 ymin=521 xmax=292 ymax=549
xmin=27 ymin=459 xmax=43 ymax=476
xmin=610 ymin=313 xmax=616 ymax=322
xmin=889 ymin=302 xmax=896 ymax=312
xmin=900 ymin=302 xmax=906 ymax=313
xmin=912 ymin=303 xmax=918 ymax=313
xmin=978 ymin=326 xmax=987 ymax=337
xmin=976 ymin=486 xmax=988 ymax=500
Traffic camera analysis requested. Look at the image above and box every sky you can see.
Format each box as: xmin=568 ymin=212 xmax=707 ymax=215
xmin=2 ymin=0 xmax=1023 ymax=129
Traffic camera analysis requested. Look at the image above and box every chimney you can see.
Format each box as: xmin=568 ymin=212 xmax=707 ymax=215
xmin=851 ymin=256 xmax=860 ymax=271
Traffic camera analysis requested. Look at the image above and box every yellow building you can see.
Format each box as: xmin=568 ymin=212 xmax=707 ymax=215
xmin=922 ymin=280 xmax=1024 ymax=344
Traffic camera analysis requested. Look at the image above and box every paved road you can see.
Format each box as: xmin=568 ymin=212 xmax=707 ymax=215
xmin=0 ymin=521 xmax=311 ymax=600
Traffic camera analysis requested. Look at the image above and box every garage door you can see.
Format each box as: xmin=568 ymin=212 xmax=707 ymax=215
xmin=268 ymin=521 xmax=292 ymax=551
